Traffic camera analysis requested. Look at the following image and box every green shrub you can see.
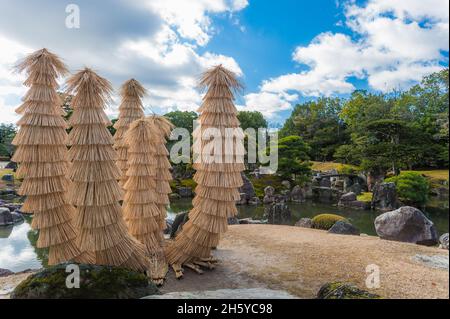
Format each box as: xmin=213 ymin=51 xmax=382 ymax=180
xmin=312 ymin=214 xmax=346 ymax=230
xmin=385 ymin=171 xmax=430 ymax=206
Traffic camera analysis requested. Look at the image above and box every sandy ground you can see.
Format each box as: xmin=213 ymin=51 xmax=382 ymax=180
xmin=164 ymin=225 xmax=449 ymax=299
xmin=1 ymin=225 xmax=448 ymax=299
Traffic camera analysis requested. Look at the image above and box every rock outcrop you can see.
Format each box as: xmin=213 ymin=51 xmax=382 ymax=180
xmin=264 ymin=203 xmax=291 ymax=225
xmin=374 ymin=206 xmax=438 ymax=246
xmin=295 ymin=218 xmax=313 ymax=228
xmin=439 ymin=233 xmax=449 ymax=250
xmin=11 ymin=264 xmax=159 ymax=299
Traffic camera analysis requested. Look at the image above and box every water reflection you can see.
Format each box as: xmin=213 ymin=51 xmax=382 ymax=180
xmin=0 ymin=199 xmax=448 ymax=272
xmin=0 ymin=217 xmax=46 ymax=272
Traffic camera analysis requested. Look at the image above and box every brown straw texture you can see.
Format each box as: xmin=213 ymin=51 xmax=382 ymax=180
xmin=123 ymin=116 xmax=173 ymax=284
xmin=113 ymin=79 xmax=146 ymax=187
xmin=166 ymin=65 xmax=244 ymax=269
xmin=66 ymin=68 xmax=150 ymax=271
xmin=12 ymin=48 xmax=92 ymax=265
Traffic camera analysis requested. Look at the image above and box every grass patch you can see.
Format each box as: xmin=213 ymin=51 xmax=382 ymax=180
xmin=406 ymin=170 xmax=449 ymax=182
xmin=311 ymin=162 xmax=361 ymax=174
xmin=357 ymin=192 xmax=373 ymax=203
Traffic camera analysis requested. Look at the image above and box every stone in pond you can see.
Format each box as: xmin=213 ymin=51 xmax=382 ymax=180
xmin=328 ymin=220 xmax=360 ymax=236
xmin=317 ymin=282 xmax=381 ymax=299
xmin=11 ymin=264 xmax=159 ymax=299
xmin=374 ymin=206 xmax=438 ymax=246
xmin=0 ymin=207 xmax=14 ymax=226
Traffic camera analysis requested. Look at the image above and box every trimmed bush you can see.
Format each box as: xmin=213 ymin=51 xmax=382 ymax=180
xmin=385 ymin=171 xmax=430 ymax=206
xmin=312 ymin=214 xmax=346 ymax=230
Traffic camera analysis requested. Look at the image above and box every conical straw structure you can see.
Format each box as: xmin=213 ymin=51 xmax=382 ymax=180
xmin=66 ymin=68 xmax=150 ymax=271
xmin=12 ymin=48 xmax=91 ymax=265
xmin=166 ymin=65 xmax=245 ymax=276
xmin=145 ymin=115 xmax=174 ymax=230
xmin=123 ymin=116 xmax=173 ymax=284
xmin=114 ymin=79 xmax=146 ymax=187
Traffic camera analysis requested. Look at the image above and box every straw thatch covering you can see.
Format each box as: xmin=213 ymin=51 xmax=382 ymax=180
xmin=113 ymin=79 xmax=146 ymax=187
xmin=66 ymin=68 xmax=150 ymax=271
xmin=165 ymin=65 xmax=245 ymax=277
xmin=12 ymin=48 xmax=92 ymax=265
xmin=123 ymin=116 xmax=173 ymax=285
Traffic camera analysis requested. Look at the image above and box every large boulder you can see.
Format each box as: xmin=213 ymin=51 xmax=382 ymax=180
xmin=317 ymin=282 xmax=381 ymax=299
xmin=264 ymin=203 xmax=291 ymax=225
xmin=0 ymin=207 xmax=14 ymax=226
xmin=374 ymin=206 xmax=438 ymax=246
xmin=290 ymin=185 xmax=305 ymax=203
xmin=11 ymin=264 xmax=159 ymax=299
xmin=238 ymin=173 xmax=256 ymax=203
xmin=328 ymin=221 xmax=360 ymax=236
xmin=439 ymin=233 xmax=449 ymax=250
xmin=371 ymin=182 xmax=398 ymax=211
xmin=170 ymin=212 xmax=189 ymax=239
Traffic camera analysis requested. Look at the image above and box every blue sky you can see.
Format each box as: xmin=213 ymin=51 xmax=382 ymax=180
xmin=0 ymin=0 xmax=448 ymax=126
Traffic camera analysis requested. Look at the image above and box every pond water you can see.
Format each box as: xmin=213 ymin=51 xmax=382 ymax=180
xmin=1 ymin=199 xmax=448 ymax=272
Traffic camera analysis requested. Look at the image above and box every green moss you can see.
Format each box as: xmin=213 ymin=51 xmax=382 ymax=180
xmin=180 ymin=178 xmax=197 ymax=189
xmin=312 ymin=214 xmax=346 ymax=230
xmin=357 ymin=192 xmax=373 ymax=203
xmin=12 ymin=264 xmax=159 ymax=299
xmin=317 ymin=282 xmax=381 ymax=299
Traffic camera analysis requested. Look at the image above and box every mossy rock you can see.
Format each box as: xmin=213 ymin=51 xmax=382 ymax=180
xmin=312 ymin=214 xmax=346 ymax=230
xmin=11 ymin=263 xmax=159 ymax=299
xmin=317 ymin=282 xmax=381 ymax=299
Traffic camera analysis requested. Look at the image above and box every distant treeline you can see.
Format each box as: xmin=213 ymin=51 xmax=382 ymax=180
xmin=280 ymin=68 xmax=449 ymax=175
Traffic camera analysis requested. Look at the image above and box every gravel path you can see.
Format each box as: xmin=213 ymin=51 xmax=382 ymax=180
xmin=210 ymin=225 xmax=449 ymax=299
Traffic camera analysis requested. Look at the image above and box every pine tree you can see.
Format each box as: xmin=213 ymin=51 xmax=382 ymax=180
xmin=166 ymin=65 xmax=245 ymax=278
xmin=123 ymin=116 xmax=173 ymax=285
xmin=66 ymin=68 xmax=149 ymax=271
xmin=12 ymin=48 xmax=90 ymax=265
xmin=114 ymin=79 xmax=145 ymax=187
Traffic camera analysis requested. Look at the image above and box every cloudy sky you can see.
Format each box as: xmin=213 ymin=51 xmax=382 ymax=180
xmin=0 ymin=0 xmax=448 ymax=126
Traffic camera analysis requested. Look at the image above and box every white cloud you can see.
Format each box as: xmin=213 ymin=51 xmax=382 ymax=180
xmin=141 ymin=0 xmax=249 ymax=46
xmin=252 ymin=0 xmax=449 ymax=118
xmin=239 ymin=92 xmax=298 ymax=118
xmin=0 ymin=0 xmax=248 ymax=123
